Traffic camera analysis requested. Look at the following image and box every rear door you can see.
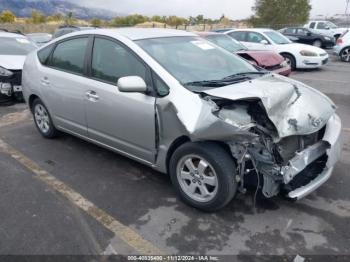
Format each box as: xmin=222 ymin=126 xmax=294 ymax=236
xmin=41 ymin=36 xmax=89 ymax=135
xmin=84 ymin=36 xmax=157 ymax=163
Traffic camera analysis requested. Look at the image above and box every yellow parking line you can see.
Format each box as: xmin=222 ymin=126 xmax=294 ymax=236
xmin=0 ymin=138 xmax=163 ymax=255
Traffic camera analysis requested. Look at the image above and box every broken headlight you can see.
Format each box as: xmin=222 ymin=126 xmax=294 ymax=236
xmin=0 ymin=83 xmax=12 ymax=96
xmin=0 ymin=66 xmax=13 ymax=77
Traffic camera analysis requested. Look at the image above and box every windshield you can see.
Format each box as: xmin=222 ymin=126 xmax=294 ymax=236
xmin=0 ymin=37 xmax=37 ymax=55
xmin=326 ymin=21 xmax=338 ymax=29
xmin=136 ymin=36 xmax=259 ymax=90
xmin=264 ymin=31 xmax=291 ymax=44
xmin=205 ymin=34 xmax=247 ymax=52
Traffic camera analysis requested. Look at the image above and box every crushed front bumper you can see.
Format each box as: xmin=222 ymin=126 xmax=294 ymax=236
xmin=286 ymin=114 xmax=342 ymax=200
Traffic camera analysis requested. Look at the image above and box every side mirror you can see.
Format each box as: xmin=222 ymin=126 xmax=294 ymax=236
xmin=117 ymin=76 xmax=147 ymax=93
xmin=260 ymin=39 xmax=269 ymax=45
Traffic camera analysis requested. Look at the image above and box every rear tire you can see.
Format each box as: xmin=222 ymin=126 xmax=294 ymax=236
xmin=32 ymin=98 xmax=59 ymax=138
xmin=281 ymin=53 xmax=296 ymax=70
xmin=340 ymin=47 xmax=350 ymax=62
xmin=169 ymin=142 xmax=237 ymax=212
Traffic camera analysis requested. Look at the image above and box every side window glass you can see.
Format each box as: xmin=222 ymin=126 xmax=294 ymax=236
xmin=153 ymin=73 xmax=169 ymax=97
xmin=317 ymin=22 xmax=326 ymax=29
xmin=38 ymin=44 xmax=54 ymax=65
xmin=310 ymin=22 xmax=316 ymax=29
xmin=247 ymin=32 xmax=266 ymax=43
xmin=285 ymin=28 xmax=295 ymax=34
xmin=229 ymin=31 xmax=245 ymax=41
xmin=50 ymin=37 xmax=88 ymax=74
xmin=91 ymin=38 xmax=147 ymax=84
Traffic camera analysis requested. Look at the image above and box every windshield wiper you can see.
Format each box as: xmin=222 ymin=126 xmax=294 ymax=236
xmin=222 ymin=71 xmax=268 ymax=80
xmin=183 ymin=76 xmax=251 ymax=88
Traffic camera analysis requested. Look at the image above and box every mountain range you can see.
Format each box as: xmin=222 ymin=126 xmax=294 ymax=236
xmin=0 ymin=0 xmax=121 ymax=19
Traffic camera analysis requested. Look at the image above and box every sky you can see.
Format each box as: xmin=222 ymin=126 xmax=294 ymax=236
xmin=71 ymin=0 xmax=349 ymax=19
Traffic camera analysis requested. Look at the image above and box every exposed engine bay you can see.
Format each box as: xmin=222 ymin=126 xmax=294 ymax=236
xmin=205 ymin=96 xmax=332 ymax=199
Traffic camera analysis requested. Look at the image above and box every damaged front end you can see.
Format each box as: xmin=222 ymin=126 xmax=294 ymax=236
xmin=165 ymin=74 xmax=342 ymax=200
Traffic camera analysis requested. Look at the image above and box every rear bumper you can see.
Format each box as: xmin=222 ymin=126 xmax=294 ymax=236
xmin=286 ymin=114 xmax=342 ymax=200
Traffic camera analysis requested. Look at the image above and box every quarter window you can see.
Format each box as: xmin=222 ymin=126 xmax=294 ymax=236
xmin=310 ymin=22 xmax=316 ymax=29
xmin=91 ymin=38 xmax=147 ymax=84
xmin=50 ymin=37 xmax=88 ymax=74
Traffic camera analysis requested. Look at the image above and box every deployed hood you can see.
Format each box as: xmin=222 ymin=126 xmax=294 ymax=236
xmin=203 ymin=74 xmax=336 ymax=138
xmin=237 ymin=50 xmax=284 ymax=67
xmin=0 ymin=55 xmax=26 ymax=70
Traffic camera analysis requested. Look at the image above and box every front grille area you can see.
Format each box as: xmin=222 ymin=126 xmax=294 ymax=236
xmin=282 ymin=154 xmax=328 ymax=193
xmin=264 ymin=64 xmax=282 ymax=71
xmin=8 ymin=70 xmax=22 ymax=86
xmin=276 ymin=126 xmax=326 ymax=164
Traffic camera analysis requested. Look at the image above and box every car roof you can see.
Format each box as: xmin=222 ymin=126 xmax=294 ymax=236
xmin=0 ymin=31 xmax=26 ymax=38
xmin=67 ymin=28 xmax=197 ymax=41
xmin=232 ymin=28 xmax=273 ymax=33
xmin=196 ymin=31 xmax=222 ymax=37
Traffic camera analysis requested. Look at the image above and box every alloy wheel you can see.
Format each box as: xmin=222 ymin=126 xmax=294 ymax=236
xmin=34 ymin=104 xmax=50 ymax=133
xmin=341 ymin=48 xmax=350 ymax=62
xmin=176 ymin=154 xmax=218 ymax=203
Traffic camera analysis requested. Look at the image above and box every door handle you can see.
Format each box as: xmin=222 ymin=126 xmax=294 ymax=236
xmin=86 ymin=91 xmax=99 ymax=101
xmin=41 ymin=77 xmax=50 ymax=85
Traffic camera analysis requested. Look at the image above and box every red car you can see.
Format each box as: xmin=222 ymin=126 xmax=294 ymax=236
xmin=197 ymin=32 xmax=291 ymax=76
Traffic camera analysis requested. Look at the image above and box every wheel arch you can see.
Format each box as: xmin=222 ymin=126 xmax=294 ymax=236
xmin=165 ymin=137 xmax=233 ymax=174
xmin=28 ymin=94 xmax=40 ymax=113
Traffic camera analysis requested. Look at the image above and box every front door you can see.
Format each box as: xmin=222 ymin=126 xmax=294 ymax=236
xmin=84 ymin=37 xmax=156 ymax=163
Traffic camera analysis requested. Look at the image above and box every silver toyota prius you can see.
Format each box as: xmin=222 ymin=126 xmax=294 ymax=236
xmin=22 ymin=28 xmax=342 ymax=212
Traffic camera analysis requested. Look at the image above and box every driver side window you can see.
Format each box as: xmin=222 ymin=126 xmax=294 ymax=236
xmin=91 ymin=37 xmax=147 ymax=84
xmin=247 ymin=32 xmax=268 ymax=43
xmin=317 ymin=22 xmax=327 ymax=29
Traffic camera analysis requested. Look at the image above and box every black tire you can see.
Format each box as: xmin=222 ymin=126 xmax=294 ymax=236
xmin=281 ymin=53 xmax=296 ymax=71
xmin=340 ymin=47 xmax=350 ymax=62
xmin=169 ymin=142 xmax=237 ymax=212
xmin=312 ymin=39 xmax=322 ymax=48
xmin=32 ymin=98 xmax=59 ymax=138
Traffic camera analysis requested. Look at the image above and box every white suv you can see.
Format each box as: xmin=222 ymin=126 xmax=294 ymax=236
xmin=333 ymin=30 xmax=350 ymax=62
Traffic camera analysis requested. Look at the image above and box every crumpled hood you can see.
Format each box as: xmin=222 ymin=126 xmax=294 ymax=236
xmin=0 ymin=55 xmax=26 ymax=70
xmin=203 ymin=74 xmax=336 ymax=138
xmin=237 ymin=50 xmax=284 ymax=67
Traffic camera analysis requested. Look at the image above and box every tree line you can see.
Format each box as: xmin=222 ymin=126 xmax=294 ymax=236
xmin=1 ymin=0 xmax=312 ymax=28
xmin=0 ymin=10 xmax=232 ymax=27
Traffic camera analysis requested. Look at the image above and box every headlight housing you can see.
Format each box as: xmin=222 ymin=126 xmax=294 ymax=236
xmin=300 ymin=50 xmax=318 ymax=57
xmin=0 ymin=66 xmax=13 ymax=77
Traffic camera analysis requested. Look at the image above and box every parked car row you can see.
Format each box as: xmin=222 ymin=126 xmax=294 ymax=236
xmin=16 ymin=28 xmax=342 ymax=212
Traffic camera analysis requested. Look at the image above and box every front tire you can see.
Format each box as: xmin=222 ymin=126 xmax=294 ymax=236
xmin=32 ymin=98 xmax=58 ymax=138
xmin=281 ymin=53 xmax=296 ymax=70
xmin=340 ymin=47 xmax=350 ymax=62
xmin=169 ymin=142 xmax=237 ymax=212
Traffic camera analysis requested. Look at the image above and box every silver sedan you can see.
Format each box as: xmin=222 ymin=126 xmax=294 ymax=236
xmin=22 ymin=28 xmax=342 ymax=211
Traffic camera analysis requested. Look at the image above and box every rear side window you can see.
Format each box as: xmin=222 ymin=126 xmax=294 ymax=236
xmin=285 ymin=28 xmax=296 ymax=34
xmin=228 ymin=31 xmax=246 ymax=41
xmin=50 ymin=37 xmax=88 ymax=75
xmin=37 ymin=45 xmax=54 ymax=65
xmin=310 ymin=22 xmax=316 ymax=29
xmin=91 ymin=38 xmax=147 ymax=84
xmin=247 ymin=32 xmax=267 ymax=43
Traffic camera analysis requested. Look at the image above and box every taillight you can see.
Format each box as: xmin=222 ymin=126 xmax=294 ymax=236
xmin=336 ymin=38 xmax=343 ymax=45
